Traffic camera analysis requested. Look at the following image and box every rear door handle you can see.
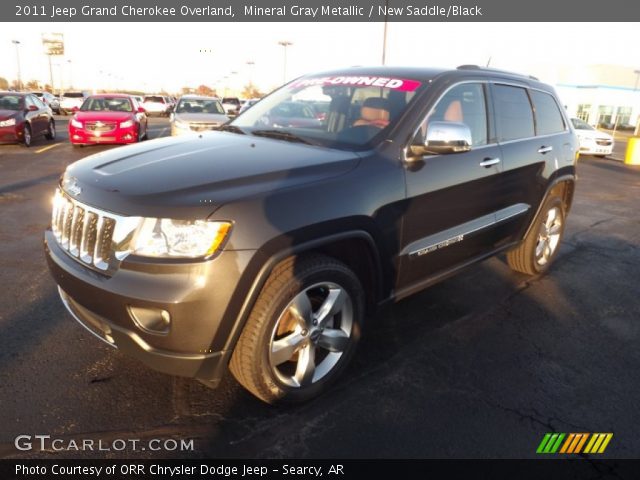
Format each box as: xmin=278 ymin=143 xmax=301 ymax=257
xmin=538 ymin=146 xmax=553 ymax=154
xmin=479 ymin=157 xmax=501 ymax=168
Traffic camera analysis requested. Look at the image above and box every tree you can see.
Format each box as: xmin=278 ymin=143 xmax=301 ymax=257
xmin=242 ymin=83 xmax=263 ymax=99
xmin=196 ymin=84 xmax=215 ymax=96
xmin=181 ymin=86 xmax=194 ymax=95
xmin=0 ymin=77 xmax=8 ymax=90
xmin=26 ymin=80 xmax=40 ymax=90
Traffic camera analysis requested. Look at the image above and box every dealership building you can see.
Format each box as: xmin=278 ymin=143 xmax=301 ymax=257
xmin=553 ymin=65 xmax=640 ymax=129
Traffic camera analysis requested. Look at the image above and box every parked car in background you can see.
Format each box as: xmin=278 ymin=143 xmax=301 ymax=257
xmin=68 ymin=94 xmax=147 ymax=145
xmin=32 ymin=91 xmax=60 ymax=114
xmin=571 ymin=118 xmax=614 ymax=157
xmin=222 ymin=97 xmax=241 ymax=116
xmin=0 ymin=92 xmax=55 ymax=147
xmin=260 ymin=101 xmax=323 ymax=128
xmin=59 ymin=91 xmax=89 ymax=114
xmin=171 ymin=95 xmax=229 ymax=136
xmin=238 ymin=97 xmax=261 ymax=115
xmin=143 ymin=95 xmax=171 ymax=117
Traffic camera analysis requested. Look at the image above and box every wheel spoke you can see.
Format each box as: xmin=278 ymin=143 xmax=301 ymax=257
xmin=315 ymin=288 xmax=346 ymax=327
xmin=289 ymin=292 xmax=313 ymax=329
xmin=294 ymin=344 xmax=316 ymax=386
xmin=271 ymin=332 xmax=306 ymax=366
xmin=548 ymin=222 xmax=562 ymax=236
xmin=543 ymin=242 xmax=552 ymax=261
xmin=318 ymin=328 xmax=350 ymax=353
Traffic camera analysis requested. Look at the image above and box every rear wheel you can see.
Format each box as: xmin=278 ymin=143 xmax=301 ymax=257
xmin=507 ymin=196 xmax=565 ymax=275
xmin=45 ymin=120 xmax=56 ymax=140
xmin=229 ymin=254 xmax=364 ymax=404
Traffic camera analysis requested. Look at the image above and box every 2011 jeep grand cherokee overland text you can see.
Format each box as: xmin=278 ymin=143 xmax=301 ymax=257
xmin=44 ymin=66 xmax=578 ymax=404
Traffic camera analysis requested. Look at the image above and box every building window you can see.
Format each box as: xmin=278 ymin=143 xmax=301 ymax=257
xmin=597 ymin=106 xmax=614 ymax=128
xmin=576 ymin=104 xmax=591 ymax=122
xmin=616 ymin=107 xmax=632 ymax=127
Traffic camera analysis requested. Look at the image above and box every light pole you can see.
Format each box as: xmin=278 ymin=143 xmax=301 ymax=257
xmin=381 ymin=0 xmax=388 ymax=65
xmin=67 ymin=59 xmax=73 ymax=89
xmin=634 ymin=70 xmax=640 ymax=136
xmin=278 ymin=40 xmax=293 ymax=84
xmin=246 ymin=60 xmax=255 ymax=87
xmin=11 ymin=40 xmax=22 ymax=91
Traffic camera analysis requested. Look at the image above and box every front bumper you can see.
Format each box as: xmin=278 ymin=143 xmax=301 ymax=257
xmin=0 ymin=124 xmax=23 ymax=143
xmin=69 ymin=125 xmax=138 ymax=145
xmin=44 ymin=229 xmax=254 ymax=386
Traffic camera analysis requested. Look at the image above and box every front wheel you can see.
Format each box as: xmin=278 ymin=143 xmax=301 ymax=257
xmin=22 ymin=124 xmax=32 ymax=147
xmin=507 ymin=196 xmax=566 ymax=275
xmin=229 ymin=254 xmax=364 ymax=404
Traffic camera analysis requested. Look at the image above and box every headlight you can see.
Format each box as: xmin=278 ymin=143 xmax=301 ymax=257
xmin=133 ymin=218 xmax=231 ymax=258
xmin=120 ymin=119 xmax=134 ymax=129
xmin=173 ymin=119 xmax=189 ymax=129
xmin=0 ymin=118 xmax=16 ymax=127
xmin=70 ymin=118 xmax=83 ymax=128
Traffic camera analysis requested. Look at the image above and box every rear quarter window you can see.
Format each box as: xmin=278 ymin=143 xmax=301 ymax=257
xmin=530 ymin=90 xmax=565 ymax=135
xmin=493 ymin=84 xmax=535 ymax=142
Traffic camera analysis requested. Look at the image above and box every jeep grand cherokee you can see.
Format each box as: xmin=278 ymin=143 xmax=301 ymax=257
xmin=44 ymin=66 xmax=578 ymax=404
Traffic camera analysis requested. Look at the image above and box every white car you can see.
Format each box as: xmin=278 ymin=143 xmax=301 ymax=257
xmin=59 ymin=91 xmax=89 ymax=114
xmin=143 ymin=95 xmax=171 ymax=117
xmin=571 ymin=118 xmax=614 ymax=157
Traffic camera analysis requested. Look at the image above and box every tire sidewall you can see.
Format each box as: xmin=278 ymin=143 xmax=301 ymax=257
xmin=256 ymin=261 xmax=364 ymax=404
xmin=531 ymin=196 xmax=565 ymax=274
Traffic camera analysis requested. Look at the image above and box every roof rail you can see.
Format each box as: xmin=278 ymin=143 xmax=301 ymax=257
xmin=456 ymin=64 xmax=539 ymax=81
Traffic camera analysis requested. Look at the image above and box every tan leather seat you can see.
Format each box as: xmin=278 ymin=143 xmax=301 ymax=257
xmin=444 ymin=100 xmax=463 ymax=122
xmin=353 ymin=97 xmax=390 ymax=128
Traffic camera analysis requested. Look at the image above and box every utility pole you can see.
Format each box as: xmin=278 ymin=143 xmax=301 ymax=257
xmin=278 ymin=41 xmax=293 ymax=84
xmin=381 ymin=0 xmax=388 ymax=65
xmin=11 ymin=40 xmax=22 ymax=90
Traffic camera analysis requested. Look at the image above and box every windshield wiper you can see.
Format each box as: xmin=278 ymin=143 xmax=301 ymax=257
xmin=217 ymin=124 xmax=246 ymax=135
xmin=251 ymin=129 xmax=315 ymax=145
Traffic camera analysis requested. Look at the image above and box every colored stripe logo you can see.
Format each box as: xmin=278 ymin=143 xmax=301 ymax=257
xmin=537 ymin=433 xmax=613 ymax=454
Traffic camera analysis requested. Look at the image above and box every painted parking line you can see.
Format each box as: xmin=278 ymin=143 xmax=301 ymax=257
xmin=35 ymin=143 xmax=62 ymax=154
xmin=156 ymin=127 xmax=168 ymax=138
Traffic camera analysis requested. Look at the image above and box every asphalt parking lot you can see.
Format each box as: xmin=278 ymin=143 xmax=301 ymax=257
xmin=1 ymin=118 xmax=639 ymax=460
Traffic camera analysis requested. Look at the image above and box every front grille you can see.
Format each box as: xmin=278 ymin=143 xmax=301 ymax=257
xmin=52 ymin=190 xmax=119 ymax=271
xmin=596 ymin=139 xmax=612 ymax=146
xmin=85 ymin=121 xmax=116 ymax=132
xmin=189 ymin=122 xmax=220 ymax=132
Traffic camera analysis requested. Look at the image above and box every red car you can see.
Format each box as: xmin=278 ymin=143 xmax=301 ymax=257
xmin=68 ymin=94 xmax=148 ymax=145
xmin=0 ymin=92 xmax=56 ymax=147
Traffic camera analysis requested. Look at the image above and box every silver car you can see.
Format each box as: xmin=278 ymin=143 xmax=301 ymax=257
xmin=171 ymin=95 xmax=229 ymax=136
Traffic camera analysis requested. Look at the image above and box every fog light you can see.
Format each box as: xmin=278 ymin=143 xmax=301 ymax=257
xmin=128 ymin=306 xmax=171 ymax=334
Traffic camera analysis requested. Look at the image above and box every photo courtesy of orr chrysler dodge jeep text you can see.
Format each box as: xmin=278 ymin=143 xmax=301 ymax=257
xmin=44 ymin=66 xmax=578 ymax=404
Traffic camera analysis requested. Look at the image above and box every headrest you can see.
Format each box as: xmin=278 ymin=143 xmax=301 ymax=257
xmin=362 ymin=97 xmax=389 ymax=110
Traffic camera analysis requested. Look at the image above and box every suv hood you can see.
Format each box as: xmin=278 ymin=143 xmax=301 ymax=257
xmin=62 ymin=131 xmax=360 ymax=218
xmin=174 ymin=113 xmax=228 ymax=124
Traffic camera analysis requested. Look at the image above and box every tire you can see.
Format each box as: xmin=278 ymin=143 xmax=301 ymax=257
xmin=22 ymin=124 xmax=32 ymax=147
xmin=229 ymin=254 xmax=364 ymax=405
xmin=507 ymin=196 xmax=566 ymax=275
xmin=45 ymin=120 xmax=56 ymax=140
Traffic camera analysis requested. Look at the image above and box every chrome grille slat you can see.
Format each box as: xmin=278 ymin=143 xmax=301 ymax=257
xmin=51 ymin=189 xmax=137 ymax=273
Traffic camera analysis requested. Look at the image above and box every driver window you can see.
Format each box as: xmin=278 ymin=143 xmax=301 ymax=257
xmin=418 ymin=83 xmax=488 ymax=147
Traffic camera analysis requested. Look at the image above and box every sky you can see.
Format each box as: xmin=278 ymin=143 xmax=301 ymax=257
xmin=1 ymin=22 xmax=639 ymax=94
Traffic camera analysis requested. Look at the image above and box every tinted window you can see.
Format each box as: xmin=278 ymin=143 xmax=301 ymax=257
xmin=144 ymin=96 xmax=165 ymax=103
xmin=420 ymin=83 xmax=488 ymax=147
xmin=493 ymin=85 xmax=534 ymax=142
xmin=63 ymin=92 xmax=85 ymax=98
xmin=530 ymin=91 xmax=565 ymax=135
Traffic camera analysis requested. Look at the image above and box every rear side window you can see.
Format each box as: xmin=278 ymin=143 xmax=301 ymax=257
xmin=493 ymin=85 xmax=534 ymax=142
xmin=530 ymin=90 xmax=565 ymax=135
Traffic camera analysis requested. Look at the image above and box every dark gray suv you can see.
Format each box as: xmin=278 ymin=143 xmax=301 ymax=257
xmin=44 ymin=66 xmax=578 ymax=404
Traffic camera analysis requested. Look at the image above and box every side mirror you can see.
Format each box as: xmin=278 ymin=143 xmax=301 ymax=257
xmin=138 ymin=106 xmax=146 ymax=113
xmin=28 ymin=105 xmax=39 ymax=112
xmin=409 ymin=121 xmax=473 ymax=157
xmin=71 ymin=106 xmax=79 ymax=113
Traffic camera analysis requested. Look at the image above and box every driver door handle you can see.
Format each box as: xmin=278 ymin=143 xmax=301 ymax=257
xmin=538 ymin=145 xmax=553 ymax=154
xmin=479 ymin=157 xmax=501 ymax=168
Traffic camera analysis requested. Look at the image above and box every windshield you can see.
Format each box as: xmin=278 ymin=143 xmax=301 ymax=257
xmin=230 ymin=74 xmax=425 ymax=150
xmin=0 ymin=94 xmax=24 ymax=111
xmin=176 ymin=98 xmax=225 ymax=114
xmin=571 ymin=118 xmax=595 ymax=130
xmin=81 ymin=97 xmax=133 ymax=112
